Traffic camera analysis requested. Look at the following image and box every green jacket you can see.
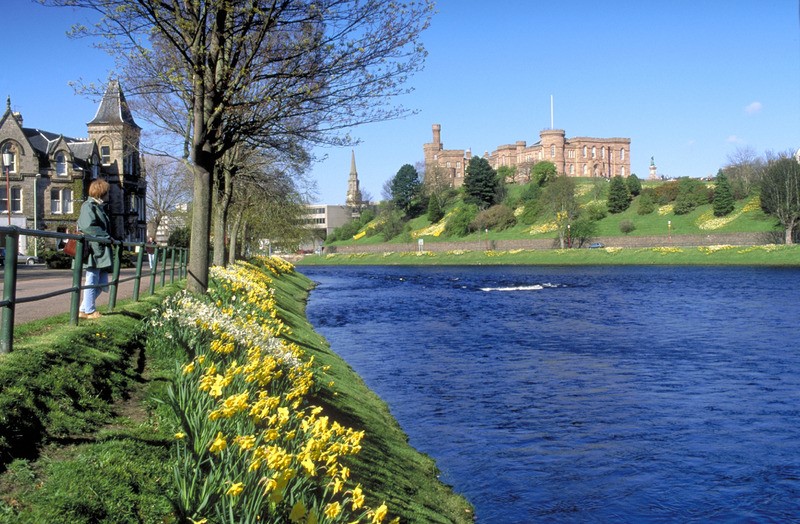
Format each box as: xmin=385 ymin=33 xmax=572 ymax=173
xmin=77 ymin=197 xmax=113 ymax=270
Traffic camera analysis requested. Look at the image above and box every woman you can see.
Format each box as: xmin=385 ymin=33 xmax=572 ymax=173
xmin=77 ymin=179 xmax=113 ymax=319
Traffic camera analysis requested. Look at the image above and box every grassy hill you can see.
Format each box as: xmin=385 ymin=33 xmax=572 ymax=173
xmin=327 ymin=178 xmax=778 ymax=248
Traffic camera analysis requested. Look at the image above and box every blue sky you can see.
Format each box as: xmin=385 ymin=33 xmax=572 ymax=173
xmin=2 ymin=1 xmax=799 ymax=205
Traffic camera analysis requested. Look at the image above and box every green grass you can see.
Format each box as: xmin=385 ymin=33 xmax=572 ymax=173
xmin=0 ymin=284 xmax=183 ymax=524
xmin=0 ymin=270 xmax=473 ymax=523
xmin=298 ymin=244 xmax=800 ymax=267
xmin=327 ymin=179 xmax=779 ymax=247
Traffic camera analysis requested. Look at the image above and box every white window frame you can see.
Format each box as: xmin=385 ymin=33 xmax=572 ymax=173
xmin=51 ymin=189 xmax=61 ymax=214
xmin=101 ymin=145 xmax=111 ymax=165
xmin=56 ymin=152 xmax=68 ymax=176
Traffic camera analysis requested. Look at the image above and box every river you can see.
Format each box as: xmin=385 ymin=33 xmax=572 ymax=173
xmin=301 ymin=265 xmax=800 ymax=523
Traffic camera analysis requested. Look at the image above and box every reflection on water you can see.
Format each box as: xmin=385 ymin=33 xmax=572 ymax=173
xmin=302 ymin=265 xmax=800 ymax=523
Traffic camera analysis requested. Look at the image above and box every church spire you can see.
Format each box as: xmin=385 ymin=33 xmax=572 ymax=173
xmin=346 ymin=150 xmax=362 ymax=209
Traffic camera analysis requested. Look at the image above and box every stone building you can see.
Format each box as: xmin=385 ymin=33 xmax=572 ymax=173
xmin=423 ymin=124 xmax=631 ymax=187
xmin=0 ymin=80 xmax=147 ymax=254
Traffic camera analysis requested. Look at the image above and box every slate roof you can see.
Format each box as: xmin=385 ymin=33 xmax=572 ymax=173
xmin=87 ymin=79 xmax=140 ymax=129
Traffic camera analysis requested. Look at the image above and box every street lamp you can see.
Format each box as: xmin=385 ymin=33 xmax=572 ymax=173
xmin=2 ymin=151 xmax=12 ymax=226
xmin=668 ymin=220 xmax=672 ymax=242
xmin=567 ymin=223 xmax=571 ymax=248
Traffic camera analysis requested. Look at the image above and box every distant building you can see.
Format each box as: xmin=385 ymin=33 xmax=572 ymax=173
xmin=423 ymin=124 xmax=631 ymax=187
xmin=0 ymin=80 xmax=147 ymax=254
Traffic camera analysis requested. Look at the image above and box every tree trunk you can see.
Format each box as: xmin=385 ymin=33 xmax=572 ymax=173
xmin=187 ymin=156 xmax=213 ymax=294
xmin=213 ymin=165 xmax=235 ymax=265
xmin=786 ymin=223 xmax=795 ymax=245
xmin=229 ymin=213 xmax=243 ymax=263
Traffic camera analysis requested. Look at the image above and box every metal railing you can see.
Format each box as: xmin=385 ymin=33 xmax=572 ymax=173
xmin=0 ymin=226 xmax=188 ymax=354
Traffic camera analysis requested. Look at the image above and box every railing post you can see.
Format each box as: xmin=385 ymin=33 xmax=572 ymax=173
xmin=133 ymin=242 xmax=145 ymax=302
xmin=70 ymin=236 xmax=86 ymax=325
xmin=108 ymin=242 xmax=122 ymax=311
xmin=149 ymin=246 xmax=159 ymax=296
xmin=1 ymin=230 xmax=20 ymax=353
xmin=170 ymin=246 xmax=177 ymax=283
xmin=159 ymin=247 xmax=167 ymax=288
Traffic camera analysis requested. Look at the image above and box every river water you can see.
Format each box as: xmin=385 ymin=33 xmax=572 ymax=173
xmin=301 ymin=265 xmax=800 ymax=523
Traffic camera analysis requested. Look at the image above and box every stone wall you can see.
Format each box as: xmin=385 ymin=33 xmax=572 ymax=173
xmin=326 ymin=232 xmax=771 ymax=255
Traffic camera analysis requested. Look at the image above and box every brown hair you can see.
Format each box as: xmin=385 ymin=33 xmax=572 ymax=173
xmin=88 ymin=179 xmax=110 ymax=199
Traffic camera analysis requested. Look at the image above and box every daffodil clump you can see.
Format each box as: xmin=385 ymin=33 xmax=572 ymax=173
xmin=697 ymin=196 xmax=762 ymax=230
xmin=651 ymin=246 xmax=684 ymax=254
xmin=149 ymin=257 xmax=395 ymax=524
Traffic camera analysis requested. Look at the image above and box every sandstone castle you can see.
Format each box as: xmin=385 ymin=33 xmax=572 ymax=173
xmin=423 ymin=124 xmax=631 ymax=187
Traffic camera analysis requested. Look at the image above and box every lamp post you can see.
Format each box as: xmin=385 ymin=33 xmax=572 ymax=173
xmin=668 ymin=220 xmax=672 ymax=242
xmin=2 ymin=152 xmax=11 ymax=226
xmin=567 ymin=224 xmax=571 ymax=248
xmin=33 ymin=174 xmax=40 ymax=257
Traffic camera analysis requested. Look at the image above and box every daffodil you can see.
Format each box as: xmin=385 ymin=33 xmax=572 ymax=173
xmin=226 ymin=482 xmax=245 ymax=497
xmin=209 ymin=431 xmax=227 ymax=453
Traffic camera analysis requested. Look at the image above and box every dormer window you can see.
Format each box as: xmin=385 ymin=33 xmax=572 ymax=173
xmin=56 ymin=152 xmax=67 ymax=176
xmin=101 ymin=145 xmax=111 ymax=165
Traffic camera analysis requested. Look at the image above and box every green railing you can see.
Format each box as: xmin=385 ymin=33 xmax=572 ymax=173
xmin=0 ymin=226 xmax=188 ymax=354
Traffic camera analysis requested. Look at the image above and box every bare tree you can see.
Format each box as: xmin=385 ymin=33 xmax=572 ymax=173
xmin=48 ymin=0 xmax=433 ymax=292
xmin=759 ymin=154 xmax=800 ymax=244
xmin=723 ymin=146 xmax=764 ymax=199
xmin=144 ymin=155 xmax=192 ymax=238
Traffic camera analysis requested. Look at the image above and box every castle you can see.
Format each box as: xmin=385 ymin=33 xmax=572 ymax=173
xmin=423 ymin=124 xmax=631 ymax=187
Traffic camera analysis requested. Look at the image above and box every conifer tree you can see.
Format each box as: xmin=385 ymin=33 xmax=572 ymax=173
xmin=463 ymin=157 xmax=500 ymax=208
xmin=712 ymin=169 xmax=735 ymax=216
xmin=607 ymin=176 xmax=632 ymax=213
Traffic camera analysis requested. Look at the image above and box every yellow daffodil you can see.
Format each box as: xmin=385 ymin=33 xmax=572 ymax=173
xmin=351 ymin=485 xmax=365 ymax=509
xmin=209 ymin=431 xmax=227 ymax=453
xmin=324 ymin=501 xmax=342 ymax=518
xmin=372 ymin=503 xmax=389 ymax=523
xmin=226 ymin=482 xmax=245 ymax=497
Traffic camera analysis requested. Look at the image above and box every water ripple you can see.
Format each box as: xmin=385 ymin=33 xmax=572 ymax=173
xmin=303 ymin=265 xmax=800 ymax=523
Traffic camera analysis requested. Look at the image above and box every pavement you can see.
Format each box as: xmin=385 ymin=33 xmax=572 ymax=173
xmin=0 ymin=265 xmax=170 ymax=325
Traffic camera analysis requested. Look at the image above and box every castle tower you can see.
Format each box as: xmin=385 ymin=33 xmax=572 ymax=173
xmin=345 ymin=150 xmax=362 ymax=210
xmin=539 ymin=129 xmax=566 ymax=174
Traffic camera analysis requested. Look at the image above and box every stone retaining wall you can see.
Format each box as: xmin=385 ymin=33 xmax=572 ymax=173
xmin=326 ymin=232 xmax=772 ymax=254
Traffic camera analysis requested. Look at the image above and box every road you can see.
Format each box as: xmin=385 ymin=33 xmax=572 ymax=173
xmin=0 ymin=265 xmax=165 ymax=324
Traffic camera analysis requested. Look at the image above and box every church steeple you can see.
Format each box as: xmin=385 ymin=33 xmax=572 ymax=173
xmin=346 ymin=149 xmax=362 ymax=209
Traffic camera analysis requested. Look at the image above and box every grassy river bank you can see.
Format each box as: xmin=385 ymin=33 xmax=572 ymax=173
xmin=296 ymin=244 xmax=800 ymax=267
xmin=0 ymin=259 xmax=472 ymax=523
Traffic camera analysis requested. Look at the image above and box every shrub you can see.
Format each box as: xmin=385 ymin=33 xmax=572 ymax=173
xmin=43 ymin=249 xmax=71 ymax=269
xmin=653 ymin=181 xmax=680 ymax=204
xmin=626 ymin=174 xmax=642 ymax=196
xmin=583 ymin=202 xmax=608 ymax=221
xmin=427 ymin=195 xmax=444 ymax=223
xmin=444 ymin=204 xmax=478 ymax=237
xmin=375 ymin=211 xmax=407 ymax=241
xmin=607 ymin=176 xmax=632 ymax=213
xmin=569 ymin=216 xmax=599 ymax=248
xmin=637 ymin=191 xmax=656 ymax=215
xmin=470 ymin=204 xmax=517 ymax=232
xmin=619 ymin=219 xmax=636 ymax=235
xmin=167 ymin=226 xmax=190 ymax=248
